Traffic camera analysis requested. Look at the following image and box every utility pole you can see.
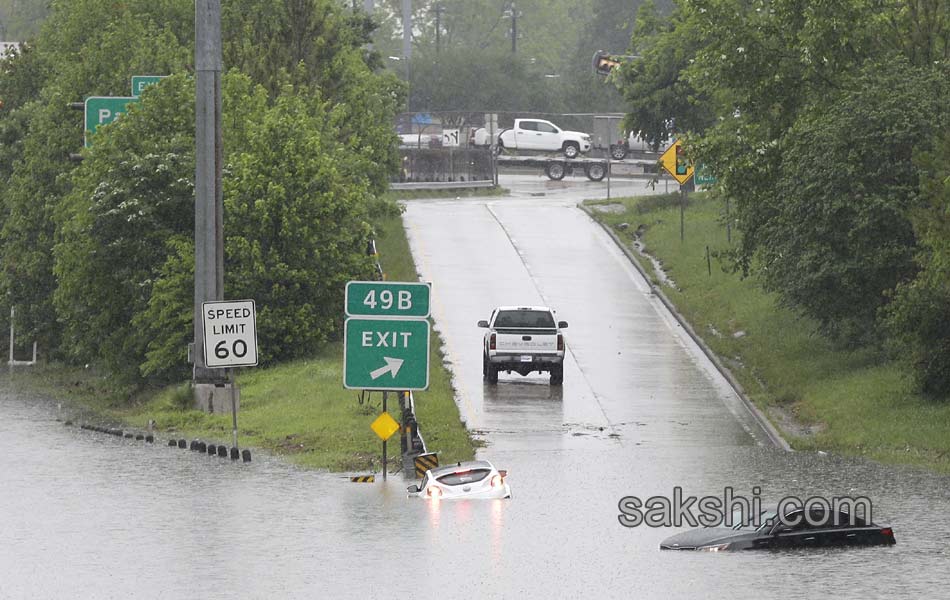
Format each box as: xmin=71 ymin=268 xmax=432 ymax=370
xmin=402 ymin=0 xmax=412 ymax=61
xmin=508 ymin=2 xmax=519 ymax=53
xmin=194 ymin=1 xmax=225 ymax=389
xmin=432 ymin=3 xmax=445 ymax=54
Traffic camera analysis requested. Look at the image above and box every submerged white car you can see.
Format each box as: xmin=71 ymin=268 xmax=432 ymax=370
xmin=408 ymin=460 xmax=511 ymax=500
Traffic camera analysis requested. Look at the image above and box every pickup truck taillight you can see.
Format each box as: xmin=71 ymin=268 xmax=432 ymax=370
xmin=489 ymin=333 xmax=496 ymax=350
xmin=557 ymin=334 xmax=564 ymax=351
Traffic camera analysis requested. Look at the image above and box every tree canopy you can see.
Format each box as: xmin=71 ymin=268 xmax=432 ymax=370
xmin=615 ymin=0 xmax=950 ymax=394
xmin=0 ymin=0 xmax=401 ymax=383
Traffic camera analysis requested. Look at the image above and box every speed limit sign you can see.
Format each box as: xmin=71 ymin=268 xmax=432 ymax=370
xmin=202 ymin=299 xmax=259 ymax=368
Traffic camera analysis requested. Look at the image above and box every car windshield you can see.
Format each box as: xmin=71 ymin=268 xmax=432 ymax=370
xmin=436 ymin=469 xmax=491 ymax=486
xmin=494 ymin=310 xmax=555 ymax=328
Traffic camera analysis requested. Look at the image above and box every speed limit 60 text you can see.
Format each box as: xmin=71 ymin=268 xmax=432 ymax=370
xmin=202 ymin=299 xmax=258 ymax=368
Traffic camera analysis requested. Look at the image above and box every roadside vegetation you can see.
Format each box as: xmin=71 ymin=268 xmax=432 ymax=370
xmin=610 ymin=5 xmax=950 ymax=402
xmin=9 ymin=211 xmax=476 ymax=472
xmin=0 ymin=1 xmax=475 ymax=471
xmin=587 ymin=193 xmax=950 ymax=472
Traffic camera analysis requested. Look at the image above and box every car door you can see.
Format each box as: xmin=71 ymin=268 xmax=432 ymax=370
xmin=516 ymin=120 xmax=540 ymax=149
xmin=769 ymin=508 xmax=846 ymax=548
xmin=534 ymin=120 xmax=561 ymax=151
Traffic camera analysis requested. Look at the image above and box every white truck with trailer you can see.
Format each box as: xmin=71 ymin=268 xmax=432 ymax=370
xmin=478 ymin=306 xmax=568 ymax=385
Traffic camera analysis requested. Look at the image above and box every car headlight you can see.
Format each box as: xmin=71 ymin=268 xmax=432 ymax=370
xmin=697 ymin=543 xmax=730 ymax=552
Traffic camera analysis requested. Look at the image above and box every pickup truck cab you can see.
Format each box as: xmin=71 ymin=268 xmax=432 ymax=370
xmin=497 ymin=119 xmax=592 ymax=158
xmin=478 ymin=306 xmax=568 ymax=385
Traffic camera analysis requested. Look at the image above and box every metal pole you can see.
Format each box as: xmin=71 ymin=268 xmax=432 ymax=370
xmin=680 ymin=187 xmax=685 ymax=242
xmin=511 ymin=2 xmax=517 ymax=54
xmin=194 ymin=0 xmax=225 ymax=385
xmin=606 ymin=118 xmax=613 ymax=200
xmin=8 ymin=306 xmax=13 ymax=366
xmin=402 ymin=0 xmax=412 ymax=60
xmin=726 ymin=197 xmax=732 ymax=243
xmin=434 ymin=4 xmax=442 ymax=54
xmin=382 ymin=391 xmax=388 ymax=481
xmin=706 ymin=245 xmax=711 ymax=276
xmin=230 ymin=368 xmax=239 ymax=449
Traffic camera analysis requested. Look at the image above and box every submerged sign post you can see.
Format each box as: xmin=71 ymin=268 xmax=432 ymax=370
xmin=202 ymin=299 xmax=258 ymax=452
xmin=344 ymin=281 xmax=431 ymax=481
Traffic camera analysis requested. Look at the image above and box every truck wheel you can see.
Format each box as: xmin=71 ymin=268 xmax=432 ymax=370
xmin=563 ymin=142 xmax=580 ymax=158
xmin=610 ymin=143 xmax=628 ymax=160
xmin=545 ymin=161 xmax=567 ymax=181
xmin=491 ymin=142 xmax=503 ymax=157
xmin=550 ymin=364 xmax=563 ymax=386
xmin=486 ymin=362 xmax=499 ymax=384
xmin=585 ymin=163 xmax=607 ymax=182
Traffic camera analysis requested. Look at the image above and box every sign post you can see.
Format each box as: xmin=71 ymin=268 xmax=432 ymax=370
xmin=201 ymin=299 xmax=258 ymax=451
xmin=345 ymin=281 xmax=431 ymax=480
xmin=659 ymin=140 xmax=695 ymax=242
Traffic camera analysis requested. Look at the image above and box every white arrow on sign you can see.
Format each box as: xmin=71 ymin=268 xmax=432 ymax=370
xmin=370 ymin=357 xmax=405 ymax=380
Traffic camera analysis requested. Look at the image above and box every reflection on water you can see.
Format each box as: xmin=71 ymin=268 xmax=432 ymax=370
xmin=2 ymin=387 xmax=950 ymax=598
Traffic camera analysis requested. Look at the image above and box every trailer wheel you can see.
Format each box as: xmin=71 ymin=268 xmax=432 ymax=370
xmin=585 ymin=162 xmax=607 ymax=181
xmin=545 ymin=161 xmax=567 ymax=181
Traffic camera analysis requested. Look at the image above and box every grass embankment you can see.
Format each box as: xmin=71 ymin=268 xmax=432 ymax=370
xmin=14 ymin=212 xmax=475 ymax=472
xmin=585 ymin=193 xmax=950 ymax=473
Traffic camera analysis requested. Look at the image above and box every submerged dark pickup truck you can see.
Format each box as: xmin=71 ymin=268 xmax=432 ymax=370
xmin=478 ymin=306 xmax=568 ymax=386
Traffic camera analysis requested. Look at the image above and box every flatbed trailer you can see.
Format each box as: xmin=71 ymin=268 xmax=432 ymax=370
xmin=494 ymin=154 xmax=657 ymax=181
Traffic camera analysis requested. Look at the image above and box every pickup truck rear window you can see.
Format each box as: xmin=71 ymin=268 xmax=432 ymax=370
xmin=494 ymin=310 xmax=555 ymax=328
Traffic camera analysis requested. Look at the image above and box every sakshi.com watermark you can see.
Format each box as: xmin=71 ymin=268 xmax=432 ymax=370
xmin=617 ymin=487 xmax=874 ymax=528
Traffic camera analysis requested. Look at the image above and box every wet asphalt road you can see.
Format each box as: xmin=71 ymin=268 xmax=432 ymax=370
xmin=2 ymin=173 xmax=949 ymax=598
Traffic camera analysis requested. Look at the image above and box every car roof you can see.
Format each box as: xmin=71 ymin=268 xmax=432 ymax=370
xmin=494 ymin=306 xmax=552 ymax=312
xmin=428 ymin=460 xmax=494 ymax=477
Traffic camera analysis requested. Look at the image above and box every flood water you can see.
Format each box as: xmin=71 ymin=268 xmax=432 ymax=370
xmin=3 ymin=175 xmax=948 ymax=598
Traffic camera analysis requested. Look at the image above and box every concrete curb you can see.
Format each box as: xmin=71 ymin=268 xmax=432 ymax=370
xmin=578 ymin=203 xmax=792 ymax=452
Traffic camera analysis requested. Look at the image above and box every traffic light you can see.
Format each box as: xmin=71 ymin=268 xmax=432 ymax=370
xmin=592 ymin=50 xmax=622 ymax=76
xmin=675 ymin=144 xmax=688 ymax=176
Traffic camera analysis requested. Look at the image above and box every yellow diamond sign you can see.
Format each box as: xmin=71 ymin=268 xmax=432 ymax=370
xmin=371 ymin=411 xmax=400 ymax=441
xmin=659 ymin=139 xmax=694 ymax=185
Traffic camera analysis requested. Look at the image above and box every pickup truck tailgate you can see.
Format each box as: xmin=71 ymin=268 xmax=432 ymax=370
xmin=494 ymin=329 xmax=558 ymax=353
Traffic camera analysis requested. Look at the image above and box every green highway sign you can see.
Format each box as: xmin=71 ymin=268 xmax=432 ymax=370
xmin=84 ymin=96 xmax=138 ymax=148
xmin=695 ymin=163 xmax=718 ymax=186
xmin=344 ymin=318 xmax=430 ymax=390
xmin=345 ymin=281 xmax=431 ymax=318
xmin=131 ymin=75 xmax=167 ymax=97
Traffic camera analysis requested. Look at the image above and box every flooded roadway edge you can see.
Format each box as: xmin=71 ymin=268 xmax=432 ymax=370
xmin=577 ymin=201 xmax=791 ymax=451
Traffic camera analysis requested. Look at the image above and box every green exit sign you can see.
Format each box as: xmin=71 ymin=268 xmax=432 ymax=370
xmin=131 ymin=75 xmax=167 ymax=97
xmin=344 ymin=318 xmax=430 ymax=390
xmin=84 ymin=96 xmax=138 ymax=148
xmin=345 ymin=281 xmax=431 ymax=318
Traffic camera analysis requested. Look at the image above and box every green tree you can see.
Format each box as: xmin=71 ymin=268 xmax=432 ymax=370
xmin=615 ymin=0 xmax=712 ymax=148
xmin=885 ymin=129 xmax=950 ymax=397
xmin=408 ymin=45 xmax=556 ymax=114
xmin=760 ymin=58 xmax=948 ymax=342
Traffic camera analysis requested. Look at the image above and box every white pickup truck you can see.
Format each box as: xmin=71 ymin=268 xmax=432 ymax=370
xmin=495 ymin=119 xmax=592 ymax=158
xmin=478 ymin=306 xmax=568 ymax=385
